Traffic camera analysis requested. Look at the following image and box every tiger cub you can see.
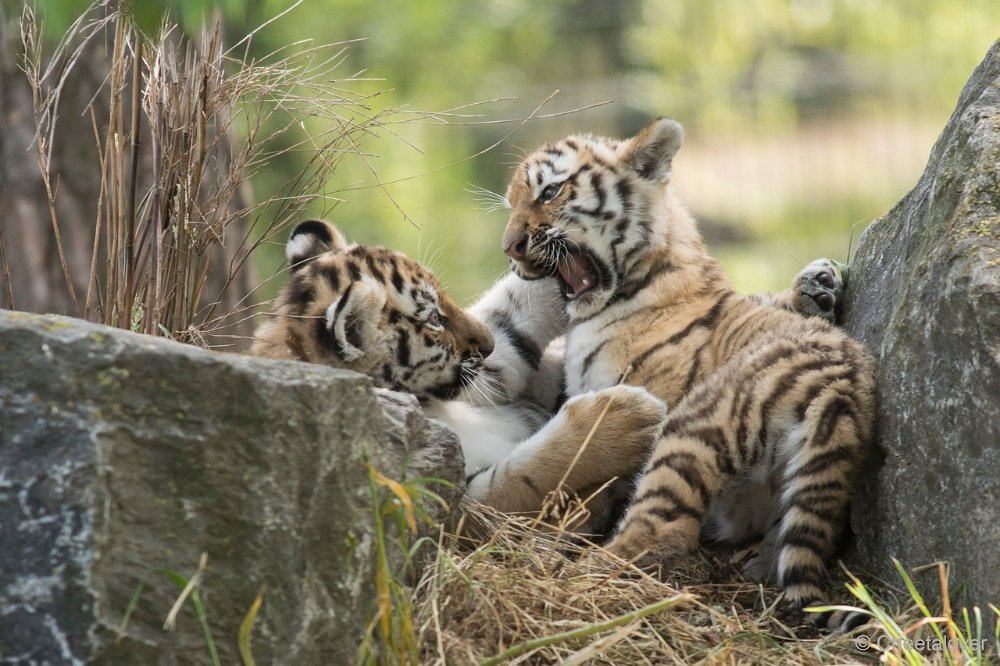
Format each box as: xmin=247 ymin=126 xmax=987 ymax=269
xmin=251 ymin=220 xmax=667 ymax=523
xmin=500 ymin=119 xmax=876 ymax=630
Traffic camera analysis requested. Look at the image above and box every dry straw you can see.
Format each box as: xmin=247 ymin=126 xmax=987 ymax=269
xmin=16 ymin=1 xmax=410 ymax=346
xmin=410 ymin=501 xmax=999 ymax=666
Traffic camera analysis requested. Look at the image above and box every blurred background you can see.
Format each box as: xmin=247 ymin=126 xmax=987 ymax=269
xmin=6 ymin=0 xmax=1000 ymax=339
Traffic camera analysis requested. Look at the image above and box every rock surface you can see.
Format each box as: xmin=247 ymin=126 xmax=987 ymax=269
xmin=844 ymin=40 xmax=1000 ymax=617
xmin=0 ymin=310 xmax=463 ymax=665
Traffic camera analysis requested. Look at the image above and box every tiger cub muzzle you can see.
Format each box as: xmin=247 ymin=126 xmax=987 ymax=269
xmin=505 ymin=233 xmax=609 ymax=302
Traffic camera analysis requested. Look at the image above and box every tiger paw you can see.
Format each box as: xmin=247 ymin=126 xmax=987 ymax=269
xmin=792 ymin=258 xmax=844 ymax=324
xmin=741 ymin=531 xmax=779 ymax=584
xmin=562 ymin=385 xmax=667 ymax=479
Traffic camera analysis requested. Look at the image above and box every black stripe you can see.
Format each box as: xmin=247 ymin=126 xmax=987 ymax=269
xmin=580 ymin=341 xmax=607 ymax=377
xmin=813 ymin=395 xmax=854 ymax=448
xmin=660 ymin=401 xmax=718 ymax=436
xmin=796 ymin=367 xmax=855 ymax=419
xmin=681 ymin=348 xmax=702 ymax=393
xmin=591 ymin=171 xmax=606 ymax=212
xmin=634 ymin=485 xmax=702 ymax=520
xmin=323 ymin=266 xmax=342 ymax=294
xmin=286 ymin=278 xmax=314 ymax=314
xmin=647 ymin=453 xmax=711 ymax=508
xmin=615 ymin=179 xmax=632 ymax=212
xmin=391 ymin=263 xmax=405 ymax=294
xmin=797 ymin=446 xmax=854 ymax=477
xmin=686 ymin=425 xmax=733 ymax=475
xmin=753 ymin=357 xmax=831 ymax=456
xmin=648 ymin=504 xmax=701 ymax=523
xmin=778 ymin=562 xmax=825 ymax=587
xmin=618 ymin=513 xmax=657 ymax=537
xmin=489 ymin=311 xmax=542 ymax=371
xmin=784 ymin=479 xmax=845 ymax=504
xmin=732 ymin=343 xmax=811 ymax=464
xmin=396 ymin=328 xmax=411 ymax=367
xmin=713 ymin=305 xmax=759 ymax=357
xmin=788 ymin=499 xmax=839 ymax=523
xmin=632 ymin=294 xmax=727 ymax=371
xmin=363 ymin=253 xmax=385 ymax=283
xmin=780 ymin=525 xmax=829 ymax=555
xmin=613 ymin=259 xmax=676 ymax=302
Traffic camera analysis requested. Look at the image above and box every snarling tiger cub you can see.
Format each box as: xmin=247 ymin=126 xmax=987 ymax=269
xmin=251 ymin=219 xmax=668 ymax=526
xmin=500 ymin=118 xmax=876 ymax=631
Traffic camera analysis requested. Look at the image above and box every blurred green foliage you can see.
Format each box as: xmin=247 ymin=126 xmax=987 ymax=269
xmin=32 ymin=0 xmax=1000 ymax=301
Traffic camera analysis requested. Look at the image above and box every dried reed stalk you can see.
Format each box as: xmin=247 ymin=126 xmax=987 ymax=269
xmin=19 ymin=1 xmax=413 ymax=346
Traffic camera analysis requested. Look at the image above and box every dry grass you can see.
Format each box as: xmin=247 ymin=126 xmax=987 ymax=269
xmin=415 ymin=506 xmax=850 ymax=665
xmin=400 ymin=500 xmax=1000 ymax=666
xmin=15 ymin=1 xmax=414 ymax=346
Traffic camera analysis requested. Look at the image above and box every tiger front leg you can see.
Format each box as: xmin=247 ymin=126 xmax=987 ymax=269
xmin=465 ymin=384 xmax=666 ymax=517
xmin=464 ymin=273 xmax=568 ymax=406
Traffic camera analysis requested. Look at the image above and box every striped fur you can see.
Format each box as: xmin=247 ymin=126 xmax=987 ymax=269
xmin=252 ymin=220 xmax=667 ymax=530
xmin=502 ymin=119 xmax=876 ymax=631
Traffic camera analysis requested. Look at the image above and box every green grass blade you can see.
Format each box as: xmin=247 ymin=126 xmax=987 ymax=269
xmin=115 ymin=579 xmax=146 ymax=643
xmin=831 ymin=259 xmax=850 ymax=287
xmin=162 ymin=564 xmax=220 ymax=666
xmin=892 ymin=559 xmax=951 ymax=661
xmin=190 ymin=590 xmax=221 ymax=666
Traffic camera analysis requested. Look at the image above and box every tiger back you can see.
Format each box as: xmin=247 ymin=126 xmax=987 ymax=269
xmin=501 ymin=119 xmax=877 ymax=631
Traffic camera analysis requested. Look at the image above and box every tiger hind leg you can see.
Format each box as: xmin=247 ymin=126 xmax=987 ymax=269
xmin=771 ymin=380 xmax=872 ymax=631
xmin=596 ymin=344 xmax=874 ymax=632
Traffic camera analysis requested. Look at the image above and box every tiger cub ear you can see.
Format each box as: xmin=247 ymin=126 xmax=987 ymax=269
xmin=619 ymin=118 xmax=684 ymax=182
xmin=324 ymin=276 xmax=387 ymax=362
xmin=286 ymin=219 xmax=348 ymax=271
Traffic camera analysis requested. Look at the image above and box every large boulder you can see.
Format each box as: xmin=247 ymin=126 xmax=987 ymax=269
xmin=844 ymin=41 xmax=1000 ymax=616
xmin=0 ymin=310 xmax=463 ymax=665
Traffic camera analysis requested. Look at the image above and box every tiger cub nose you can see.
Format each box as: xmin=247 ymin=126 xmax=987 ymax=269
xmin=503 ymin=234 xmax=528 ymax=260
xmin=476 ymin=336 xmax=495 ymax=358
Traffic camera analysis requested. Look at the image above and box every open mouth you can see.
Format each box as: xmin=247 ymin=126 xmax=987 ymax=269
xmin=556 ymin=249 xmax=602 ymax=301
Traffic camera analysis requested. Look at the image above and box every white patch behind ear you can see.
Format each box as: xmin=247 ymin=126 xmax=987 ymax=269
xmin=619 ymin=118 xmax=684 ymax=182
xmin=325 ymin=275 xmax=387 ymax=362
xmin=286 ymin=233 xmax=320 ymax=264
xmin=286 ymin=219 xmax=349 ymax=270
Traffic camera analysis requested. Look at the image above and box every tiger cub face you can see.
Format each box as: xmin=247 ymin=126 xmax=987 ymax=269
xmin=502 ymin=120 xmax=684 ymax=319
xmin=252 ymin=220 xmax=494 ymax=400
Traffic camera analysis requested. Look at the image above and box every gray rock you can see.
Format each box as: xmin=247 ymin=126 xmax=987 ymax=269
xmin=844 ymin=40 xmax=1000 ymax=621
xmin=0 ymin=310 xmax=463 ymax=665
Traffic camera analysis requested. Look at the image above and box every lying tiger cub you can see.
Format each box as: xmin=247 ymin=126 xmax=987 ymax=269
xmin=251 ymin=219 xmax=668 ymax=527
